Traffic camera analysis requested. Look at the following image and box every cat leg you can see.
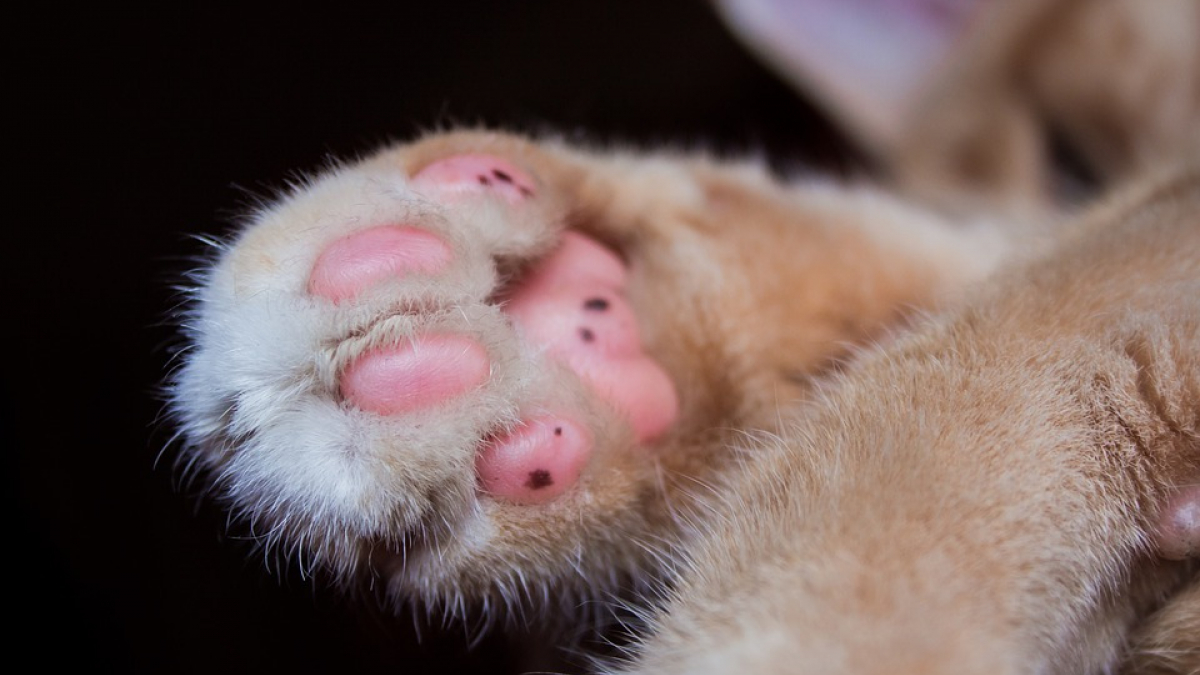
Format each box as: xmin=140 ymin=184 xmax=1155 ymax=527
xmin=170 ymin=129 xmax=1006 ymax=627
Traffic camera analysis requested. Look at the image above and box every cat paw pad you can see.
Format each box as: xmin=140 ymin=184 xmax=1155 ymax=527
xmin=308 ymin=225 xmax=454 ymax=302
xmin=340 ymin=334 xmax=491 ymax=415
xmin=477 ymin=415 xmax=592 ymax=505
xmin=412 ymin=153 xmax=538 ymax=203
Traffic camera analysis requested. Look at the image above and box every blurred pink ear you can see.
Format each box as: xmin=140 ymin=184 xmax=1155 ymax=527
xmin=714 ymin=0 xmax=983 ymax=154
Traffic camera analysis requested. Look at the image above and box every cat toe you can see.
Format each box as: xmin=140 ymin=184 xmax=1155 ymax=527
xmin=412 ymin=153 xmax=538 ymax=203
xmin=340 ymin=334 xmax=491 ymax=415
xmin=477 ymin=415 xmax=592 ymax=505
xmin=308 ymin=225 xmax=453 ymax=303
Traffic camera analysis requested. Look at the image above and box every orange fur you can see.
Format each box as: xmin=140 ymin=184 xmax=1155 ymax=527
xmin=618 ymin=163 xmax=1200 ymax=675
xmin=170 ymin=1 xmax=1200 ymax=672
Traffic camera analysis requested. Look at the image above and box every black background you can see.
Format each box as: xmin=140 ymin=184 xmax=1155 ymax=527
xmin=14 ymin=3 xmax=855 ymax=672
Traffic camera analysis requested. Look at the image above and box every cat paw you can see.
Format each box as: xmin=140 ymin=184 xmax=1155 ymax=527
xmin=172 ymin=133 xmax=688 ymax=601
xmin=172 ymin=129 xmax=973 ymax=612
xmin=315 ymin=216 xmax=675 ymax=504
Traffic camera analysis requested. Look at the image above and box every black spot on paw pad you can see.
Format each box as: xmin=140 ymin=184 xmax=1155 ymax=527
xmin=525 ymin=469 xmax=553 ymax=490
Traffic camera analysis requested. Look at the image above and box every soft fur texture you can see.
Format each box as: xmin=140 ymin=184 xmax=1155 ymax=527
xmin=173 ymin=132 xmax=1010 ymax=611
xmin=617 ymin=165 xmax=1200 ymax=674
xmin=170 ymin=1 xmax=1200 ymax=672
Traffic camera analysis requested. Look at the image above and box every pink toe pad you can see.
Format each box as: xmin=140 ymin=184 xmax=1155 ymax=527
xmin=1154 ymin=485 xmax=1200 ymax=560
xmin=309 ymin=226 xmax=452 ymax=302
xmin=341 ymin=334 xmax=489 ymax=415
xmin=412 ymin=154 xmax=537 ymax=204
xmin=477 ymin=415 xmax=591 ymax=504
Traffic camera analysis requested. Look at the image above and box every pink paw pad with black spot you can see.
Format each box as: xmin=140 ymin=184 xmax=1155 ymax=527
xmin=504 ymin=232 xmax=679 ymax=444
xmin=412 ymin=154 xmax=537 ymax=204
xmin=477 ymin=416 xmax=591 ymax=504
xmin=474 ymin=231 xmax=680 ymax=503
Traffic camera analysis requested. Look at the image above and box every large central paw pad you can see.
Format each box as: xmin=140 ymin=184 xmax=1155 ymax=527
xmin=308 ymin=153 xmax=679 ymax=506
xmin=504 ymin=232 xmax=679 ymax=444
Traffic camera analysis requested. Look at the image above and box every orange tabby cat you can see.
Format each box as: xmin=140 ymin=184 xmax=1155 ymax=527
xmin=170 ymin=1 xmax=1198 ymax=671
